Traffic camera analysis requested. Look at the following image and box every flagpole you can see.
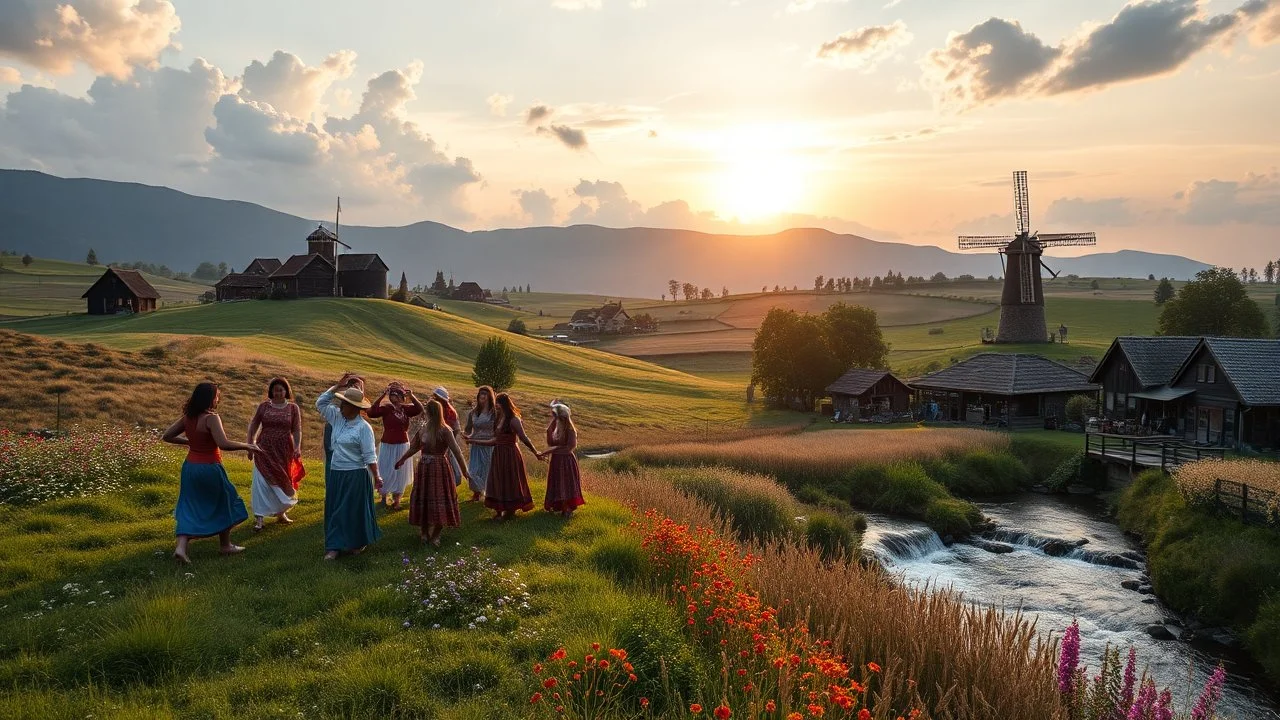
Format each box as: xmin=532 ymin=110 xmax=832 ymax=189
xmin=334 ymin=196 xmax=341 ymax=298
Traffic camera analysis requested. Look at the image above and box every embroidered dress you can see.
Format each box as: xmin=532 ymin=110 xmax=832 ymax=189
xmin=483 ymin=423 xmax=534 ymax=514
xmin=467 ymin=409 xmax=495 ymax=495
xmin=368 ymin=402 xmax=422 ymax=496
xmin=408 ymin=428 xmax=461 ymax=528
xmin=442 ymin=403 xmax=462 ymax=485
xmin=250 ymin=401 xmax=303 ymax=517
xmin=544 ymin=425 xmax=585 ymax=513
xmin=316 ymin=389 xmax=382 ymax=552
xmin=174 ymin=414 xmax=248 ymax=537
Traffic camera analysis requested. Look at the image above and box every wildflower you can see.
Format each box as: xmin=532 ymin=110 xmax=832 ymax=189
xmin=765 ymin=700 xmax=776 ymax=712
xmin=859 ymin=710 xmax=871 ymax=720
xmin=640 ymin=698 xmax=650 ymax=708
xmin=543 ymin=677 xmax=558 ymax=689
xmin=1191 ymin=665 xmax=1226 ymax=720
xmin=1057 ymin=620 xmax=1080 ymax=695
xmin=807 ymin=704 xmax=824 ymax=717
xmin=1119 ymin=647 xmax=1137 ymax=714
xmin=533 ymin=663 xmax=543 ymax=674
xmin=867 ymin=662 xmax=881 ymax=673
xmin=530 ymin=692 xmax=542 ymax=703
xmin=715 ymin=705 xmax=732 ymax=719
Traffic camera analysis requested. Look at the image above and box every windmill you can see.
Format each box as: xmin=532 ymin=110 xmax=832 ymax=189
xmin=959 ymin=171 xmax=1096 ymax=343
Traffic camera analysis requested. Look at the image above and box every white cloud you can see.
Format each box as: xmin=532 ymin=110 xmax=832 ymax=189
xmin=239 ymin=49 xmax=355 ymax=119
xmin=0 ymin=66 xmax=22 ymax=85
xmin=487 ymin=93 xmax=513 ymax=116
xmin=516 ymin=188 xmax=557 ymax=225
xmin=551 ymin=0 xmax=602 ymax=9
xmin=1178 ymin=171 xmax=1280 ymax=225
xmin=0 ymin=0 xmax=180 ymax=79
xmin=815 ymin=21 xmax=913 ymax=71
xmin=786 ymin=0 xmax=847 ymax=13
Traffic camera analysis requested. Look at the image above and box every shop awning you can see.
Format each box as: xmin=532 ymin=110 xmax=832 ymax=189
xmin=1131 ymin=386 xmax=1195 ymax=402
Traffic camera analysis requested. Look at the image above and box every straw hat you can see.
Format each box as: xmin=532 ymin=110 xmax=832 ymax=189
xmin=433 ymin=387 xmax=450 ymax=402
xmin=333 ymin=386 xmax=371 ymax=409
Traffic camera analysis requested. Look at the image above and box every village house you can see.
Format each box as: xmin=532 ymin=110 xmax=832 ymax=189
xmin=82 ymin=268 xmax=160 ymax=315
xmin=452 ymin=281 xmax=486 ymax=302
xmin=217 ymin=226 xmax=389 ymax=301
xmin=825 ymin=369 xmax=910 ymax=419
xmin=569 ymin=302 xmax=631 ymax=334
xmin=911 ymin=353 xmax=1099 ymax=429
xmin=1087 ymin=336 xmax=1202 ymax=435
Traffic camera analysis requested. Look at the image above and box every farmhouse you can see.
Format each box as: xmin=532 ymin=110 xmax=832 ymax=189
xmin=911 ymin=353 xmax=1099 ymax=428
xmin=218 ymin=226 xmax=390 ymax=300
xmin=214 ymin=272 xmax=270 ymax=301
xmin=82 ymin=268 xmax=159 ymax=315
xmin=826 ymin=369 xmax=910 ymax=419
xmin=452 ymin=281 xmax=486 ymax=302
xmin=569 ymin=302 xmax=631 ymax=333
xmin=1088 ymin=336 xmax=1202 ymax=435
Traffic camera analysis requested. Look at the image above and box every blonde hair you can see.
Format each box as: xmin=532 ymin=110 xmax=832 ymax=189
xmin=552 ymin=403 xmax=576 ymax=440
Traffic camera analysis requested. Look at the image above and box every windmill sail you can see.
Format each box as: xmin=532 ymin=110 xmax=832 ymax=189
xmin=1013 ymin=170 xmax=1031 ymax=237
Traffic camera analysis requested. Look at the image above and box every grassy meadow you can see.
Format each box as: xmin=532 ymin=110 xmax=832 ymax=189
xmin=0 ymin=257 xmax=210 ymax=319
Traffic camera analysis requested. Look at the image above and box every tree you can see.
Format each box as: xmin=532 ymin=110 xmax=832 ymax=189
xmin=682 ymin=282 xmax=697 ymax=301
xmin=472 ymin=336 xmax=518 ymax=391
xmin=821 ymin=302 xmax=889 ymax=371
xmin=815 ymin=275 xmax=825 ymax=291
xmin=1249 ymin=268 xmax=1259 ymax=284
xmin=507 ymin=318 xmax=527 ymax=335
xmin=1265 ymin=261 xmax=1276 ymax=285
xmin=85 ymin=248 xmax=98 ymax=266
xmin=668 ymin=279 xmax=680 ymax=301
xmin=192 ymin=262 xmax=220 ymax=281
xmin=21 ymin=253 xmax=33 ymax=267
xmin=430 ymin=270 xmax=448 ymax=295
xmin=1089 ymin=279 xmax=1100 ymax=290
xmin=931 ymin=272 xmax=948 ymax=283
xmin=1153 ymin=278 xmax=1175 ymax=305
xmin=824 ymin=278 xmax=835 ymax=292
xmin=721 ymin=286 xmax=729 ymax=298
xmin=218 ymin=262 xmax=228 ymax=277
xmin=1065 ymin=394 xmax=1097 ymax=424
xmin=751 ymin=308 xmax=842 ymax=409
xmin=632 ymin=312 xmax=658 ymax=333
xmin=391 ymin=272 xmax=409 ymax=302
xmin=700 ymin=287 xmax=713 ymax=300
xmin=1158 ymin=267 xmax=1268 ymax=338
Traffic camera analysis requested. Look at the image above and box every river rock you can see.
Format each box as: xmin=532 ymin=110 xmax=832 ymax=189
xmin=1166 ymin=617 xmax=1183 ymax=628
xmin=941 ymin=534 xmax=955 ymax=546
xmin=1042 ymin=540 xmax=1074 ymax=557
xmin=1210 ymin=629 xmax=1240 ymax=649
xmin=970 ymin=538 xmax=1015 ymax=554
xmin=1029 ymin=484 xmax=1051 ymax=494
xmin=1141 ymin=597 xmax=1158 ymax=604
xmin=1075 ymin=538 xmax=1090 ymax=547
xmin=1066 ymin=484 xmax=1096 ymax=495
xmin=1146 ymin=624 xmax=1176 ymax=640
xmin=1121 ymin=550 xmax=1146 ymax=563
xmin=1121 ymin=579 xmax=1142 ymax=591
xmin=1139 ymin=585 xmax=1154 ymax=595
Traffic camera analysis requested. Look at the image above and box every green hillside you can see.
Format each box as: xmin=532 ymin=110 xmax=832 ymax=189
xmin=0 ymin=256 xmax=210 ymax=319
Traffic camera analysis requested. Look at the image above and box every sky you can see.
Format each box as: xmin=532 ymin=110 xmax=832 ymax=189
xmin=1 ymin=0 xmax=1279 ymax=267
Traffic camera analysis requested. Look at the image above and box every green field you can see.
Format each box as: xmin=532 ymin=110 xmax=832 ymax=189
xmin=0 ymin=257 xmax=210 ymax=319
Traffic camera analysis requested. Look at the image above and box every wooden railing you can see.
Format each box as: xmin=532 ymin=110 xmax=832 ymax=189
xmin=1213 ymin=479 xmax=1278 ymax=527
xmin=1084 ymin=433 xmax=1226 ymax=472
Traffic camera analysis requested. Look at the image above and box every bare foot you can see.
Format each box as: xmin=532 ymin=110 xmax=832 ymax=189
xmin=173 ymin=551 xmax=191 ymax=565
xmin=276 ymin=514 xmax=293 ymax=524
xmin=350 ymin=545 xmax=368 ymax=556
xmin=323 ymin=551 xmax=339 ymax=561
xmin=220 ymin=545 xmax=246 ymax=556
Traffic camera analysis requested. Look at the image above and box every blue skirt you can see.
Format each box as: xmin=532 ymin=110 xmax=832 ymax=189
xmin=175 ymin=461 xmax=249 ymax=538
xmin=468 ymin=445 xmax=493 ymax=494
xmin=324 ymin=467 xmax=382 ymax=552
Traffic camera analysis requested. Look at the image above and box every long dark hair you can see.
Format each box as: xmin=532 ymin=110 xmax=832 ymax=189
xmin=266 ymin=377 xmax=292 ymax=400
xmin=495 ymin=392 xmax=520 ymax=433
xmin=184 ymin=382 xmax=219 ymax=419
xmin=474 ymin=385 xmax=495 ymax=413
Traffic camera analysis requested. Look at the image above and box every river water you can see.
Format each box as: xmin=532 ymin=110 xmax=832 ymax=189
xmin=862 ymin=494 xmax=1279 ymax=719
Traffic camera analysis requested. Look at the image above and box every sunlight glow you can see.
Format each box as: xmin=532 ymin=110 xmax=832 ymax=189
xmin=710 ymin=125 xmax=809 ymax=223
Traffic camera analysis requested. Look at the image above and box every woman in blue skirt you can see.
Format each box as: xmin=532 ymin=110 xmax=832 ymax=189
xmin=162 ymin=382 xmax=259 ymax=565
xmin=316 ymin=374 xmax=384 ymax=560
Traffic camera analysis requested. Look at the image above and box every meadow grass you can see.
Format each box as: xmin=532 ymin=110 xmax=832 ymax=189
xmin=0 ymin=257 xmax=209 ymax=318
xmin=1174 ymin=458 xmax=1280 ymax=510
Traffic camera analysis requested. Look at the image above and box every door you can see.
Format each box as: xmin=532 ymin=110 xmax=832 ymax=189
xmin=1197 ymin=408 xmax=1209 ymax=444
xmin=1209 ymin=409 xmax=1223 ymax=445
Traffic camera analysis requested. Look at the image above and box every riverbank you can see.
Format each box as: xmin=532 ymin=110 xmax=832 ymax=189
xmin=1116 ymin=469 xmax=1280 ymax=687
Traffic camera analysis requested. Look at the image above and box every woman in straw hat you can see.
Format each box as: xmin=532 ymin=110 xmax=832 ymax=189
xmin=323 ymin=374 xmax=365 ymax=469
xmin=474 ymin=392 xmax=541 ymax=521
xmin=396 ymin=398 xmax=470 ymax=546
xmin=162 ymin=382 xmax=258 ymax=564
xmin=538 ymin=401 xmax=584 ymax=518
xmin=367 ymin=382 xmax=424 ymax=510
xmin=462 ymin=385 xmax=497 ymax=502
xmin=246 ymin=377 xmax=305 ymax=531
xmin=316 ymin=373 xmax=384 ymax=560
xmin=432 ymin=386 xmax=463 ymax=484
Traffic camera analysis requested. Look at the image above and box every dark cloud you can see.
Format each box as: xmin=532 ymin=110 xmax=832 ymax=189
xmin=1178 ymin=172 xmax=1280 ymax=225
xmin=1044 ymin=197 xmax=1136 ymax=227
xmin=0 ymin=0 xmax=180 ymax=79
xmin=815 ymin=21 xmax=913 ymax=70
xmin=537 ymin=123 xmax=588 ymax=150
xmin=525 ymin=104 xmax=552 ymax=125
xmin=923 ymin=18 xmax=1060 ymax=106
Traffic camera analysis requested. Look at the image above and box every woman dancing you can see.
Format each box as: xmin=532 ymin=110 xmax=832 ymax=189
xmin=368 ymin=383 xmax=424 ymax=509
xmin=477 ymin=393 xmax=541 ymax=521
xmin=397 ymin=399 xmax=470 ymax=546
xmin=162 ymin=382 xmax=258 ymax=564
xmin=539 ymin=401 xmax=584 ymax=518
xmin=433 ymin=387 xmax=463 ymax=485
xmin=247 ymin=377 xmax=305 ymax=531
xmin=316 ymin=374 xmax=383 ymax=560
xmin=462 ymin=386 xmax=496 ymax=502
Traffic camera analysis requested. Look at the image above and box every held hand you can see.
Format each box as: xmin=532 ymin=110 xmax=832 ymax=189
xmin=246 ymin=443 xmax=263 ymax=454
xmin=394 ymin=460 xmax=404 ymax=470
xmin=374 ymin=476 xmax=384 ymax=491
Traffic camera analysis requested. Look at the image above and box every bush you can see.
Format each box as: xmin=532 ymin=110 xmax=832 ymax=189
xmin=506 ymin=318 xmax=528 ymax=335
xmin=946 ymin=449 xmax=1030 ymax=495
xmin=1065 ymin=394 xmax=1097 ymax=424
xmin=925 ymin=497 xmax=983 ymax=536
xmin=667 ymin=468 xmax=798 ymax=544
xmin=615 ymin=600 xmax=702 ymax=712
xmin=1248 ymin=596 xmax=1280 ymax=681
xmin=471 ymin=336 xmax=517 ymax=391
xmin=805 ymin=511 xmax=858 ymax=562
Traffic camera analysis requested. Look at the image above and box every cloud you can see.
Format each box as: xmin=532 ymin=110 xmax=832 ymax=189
xmin=537 ymin=123 xmax=588 ymax=150
xmin=1044 ymin=197 xmax=1137 ymax=226
xmin=525 ymin=104 xmax=552 ymax=125
xmin=1256 ymin=0 xmax=1280 ymax=42
xmin=1177 ymin=171 xmax=1280 ymax=225
xmin=551 ymin=0 xmax=601 ymax=9
xmin=924 ymin=0 xmax=1270 ymax=109
xmin=239 ymin=49 xmax=355 ymax=119
xmin=204 ymin=95 xmax=324 ymax=165
xmin=815 ymin=21 xmax=913 ymax=71
xmin=487 ymin=93 xmax=513 ymax=116
xmin=568 ymin=179 xmax=644 ymax=225
xmin=953 ymin=213 xmax=1016 ymax=236
xmin=0 ymin=66 xmax=22 ymax=84
xmin=786 ymin=0 xmax=847 ymax=13
xmin=0 ymin=0 xmax=180 ymax=79
xmin=516 ymin=188 xmax=557 ymax=225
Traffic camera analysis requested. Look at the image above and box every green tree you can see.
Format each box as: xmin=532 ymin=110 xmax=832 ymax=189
xmin=821 ymin=302 xmax=889 ymax=371
xmin=1089 ymin=279 xmax=1100 ymax=290
xmin=1158 ymin=267 xmax=1269 ymax=337
xmin=1265 ymin=261 xmax=1276 ymax=285
xmin=1065 ymin=394 xmax=1097 ymax=424
xmin=21 ymin=253 xmax=33 ymax=267
xmin=391 ymin=272 xmax=409 ymax=302
xmin=85 ymin=248 xmax=98 ymax=266
xmin=472 ymin=336 xmax=518 ymax=391
xmin=668 ymin=279 xmax=679 ymax=301
xmin=507 ymin=318 xmax=527 ymax=335
xmin=1153 ymin=278 xmax=1175 ymax=305
xmin=191 ymin=262 xmax=221 ymax=281
xmin=751 ymin=308 xmax=842 ymax=409
xmin=430 ymin=270 xmax=448 ymax=295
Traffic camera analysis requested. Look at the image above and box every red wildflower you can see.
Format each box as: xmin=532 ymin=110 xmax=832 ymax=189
xmin=543 ymin=677 xmax=558 ymax=689
xmin=715 ymin=705 xmax=732 ymax=719
xmin=690 ymin=703 xmax=704 ymax=714
xmin=530 ymin=692 xmax=542 ymax=704
xmin=551 ymin=648 xmax=567 ymax=660
xmin=641 ymin=698 xmax=650 ymax=708
xmin=859 ymin=710 xmax=872 ymax=720
xmin=533 ymin=663 xmax=543 ymax=674
xmin=766 ymin=700 xmax=777 ymax=712
xmin=867 ymin=662 xmax=881 ymax=673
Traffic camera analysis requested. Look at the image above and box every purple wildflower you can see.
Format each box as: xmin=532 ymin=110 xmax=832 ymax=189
xmin=1119 ymin=647 xmax=1137 ymax=714
xmin=1191 ymin=664 xmax=1226 ymax=720
xmin=1128 ymin=679 xmax=1156 ymax=720
xmin=1154 ymin=689 xmax=1174 ymax=720
xmin=1058 ymin=620 xmax=1081 ymax=695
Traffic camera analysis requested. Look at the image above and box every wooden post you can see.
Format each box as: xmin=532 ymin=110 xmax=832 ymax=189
xmin=1214 ymin=478 xmax=1221 ymax=510
xmin=1242 ymin=483 xmax=1249 ymax=521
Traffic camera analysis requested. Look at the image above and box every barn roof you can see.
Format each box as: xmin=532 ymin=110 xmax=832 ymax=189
xmin=337 ymin=253 xmax=388 ymax=272
xmin=826 ymin=369 xmax=902 ymax=397
xmin=215 ymin=273 xmax=270 ymax=288
xmin=245 ymin=258 xmax=283 ymax=274
xmin=1181 ymin=338 xmax=1280 ymax=406
xmin=270 ymin=253 xmax=333 ymax=278
xmin=456 ymin=281 xmax=483 ymax=292
xmin=1089 ymin=336 xmax=1201 ymax=387
xmin=81 ymin=268 xmax=160 ymax=300
xmin=910 ymin=353 xmax=1098 ymax=396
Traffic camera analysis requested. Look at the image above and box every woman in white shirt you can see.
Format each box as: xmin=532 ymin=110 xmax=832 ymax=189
xmin=316 ymin=373 xmax=384 ymax=560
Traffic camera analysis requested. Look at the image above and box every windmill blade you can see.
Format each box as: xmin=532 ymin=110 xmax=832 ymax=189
xmin=959 ymin=234 xmax=1017 ymax=249
xmin=1040 ymin=259 xmax=1060 ymax=279
xmin=1037 ymin=232 xmax=1096 ymax=247
xmin=1013 ymin=170 xmax=1030 ymax=236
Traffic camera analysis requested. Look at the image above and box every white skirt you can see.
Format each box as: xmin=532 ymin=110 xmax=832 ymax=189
xmin=378 ymin=441 xmax=414 ymax=494
xmin=251 ymin=466 xmax=298 ymax=517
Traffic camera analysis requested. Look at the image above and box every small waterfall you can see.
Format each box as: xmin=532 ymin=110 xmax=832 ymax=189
xmin=867 ymin=527 xmax=948 ymax=566
xmin=1066 ymin=547 xmax=1144 ymax=570
xmin=979 ymin=529 xmax=1143 ymax=570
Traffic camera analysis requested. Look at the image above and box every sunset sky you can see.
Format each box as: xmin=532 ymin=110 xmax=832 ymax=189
xmin=1 ymin=0 xmax=1278 ymax=266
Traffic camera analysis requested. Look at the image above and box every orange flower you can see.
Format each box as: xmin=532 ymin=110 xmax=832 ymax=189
xmin=787 ymin=714 xmax=803 ymax=720
xmin=807 ymin=704 xmax=825 ymax=717
xmin=641 ymin=698 xmax=650 ymax=708
xmin=529 ymin=692 xmax=542 ymax=704
xmin=551 ymin=648 xmax=567 ymax=660
xmin=629 ymin=673 xmax=638 ymax=682
xmin=867 ymin=662 xmax=881 ymax=673
xmin=543 ymin=677 xmax=558 ymax=689
xmin=592 ymin=642 xmax=601 ymax=651
xmin=715 ymin=705 xmax=732 ymax=719
xmin=690 ymin=703 xmax=704 ymax=714
xmin=599 ymin=660 xmax=610 ymax=669
xmin=859 ymin=710 xmax=871 ymax=720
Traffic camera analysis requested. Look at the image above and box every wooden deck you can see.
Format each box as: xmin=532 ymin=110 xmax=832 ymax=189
xmin=1084 ymin=433 xmax=1226 ymax=472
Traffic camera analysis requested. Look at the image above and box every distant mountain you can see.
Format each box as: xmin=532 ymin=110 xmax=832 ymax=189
xmin=0 ymin=170 xmax=1212 ymax=297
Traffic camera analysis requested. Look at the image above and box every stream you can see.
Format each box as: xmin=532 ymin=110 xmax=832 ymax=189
xmin=862 ymin=494 xmax=1279 ymax=719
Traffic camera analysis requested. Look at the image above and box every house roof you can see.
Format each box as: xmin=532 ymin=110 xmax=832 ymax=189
xmin=337 ymin=253 xmax=388 ymax=272
xmin=1183 ymin=338 xmax=1280 ymax=406
xmin=910 ymin=353 xmax=1099 ymax=395
xmin=307 ymin=225 xmax=336 ymax=242
xmin=599 ymin=302 xmax=627 ymax=321
xmin=245 ymin=258 xmax=283 ymax=274
xmin=456 ymin=281 xmax=483 ymax=292
xmin=1089 ymin=336 xmax=1202 ymax=387
xmin=826 ymin=369 xmax=902 ymax=396
xmin=570 ymin=309 xmax=598 ymax=323
xmin=82 ymin=268 xmax=160 ymax=300
xmin=270 ymin=253 xmax=333 ymax=278
xmin=215 ymin=273 xmax=270 ymax=289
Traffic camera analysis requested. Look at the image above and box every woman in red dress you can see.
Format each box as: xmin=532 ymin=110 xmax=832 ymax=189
xmin=247 ymin=377 xmax=305 ymax=531
xmin=476 ymin=393 xmax=542 ymax=521
xmin=397 ymin=399 xmax=470 ymax=546
xmin=368 ymin=383 xmax=424 ymax=509
xmin=433 ymin=387 xmax=463 ymax=485
xmin=538 ymin=401 xmax=584 ymax=518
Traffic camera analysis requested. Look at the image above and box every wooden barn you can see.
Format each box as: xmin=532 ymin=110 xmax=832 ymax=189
xmin=453 ymin=282 xmax=485 ymax=302
xmin=243 ymin=258 xmax=282 ymax=276
xmin=221 ymin=225 xmax=390 ymax=301
xmin=1089 ymin=336 xmax=1202 ymax=434
xmin=825 ymin=369 xmax=910 ymax=418
xmin=1167 ymin=338 xmax=1280 ymax=449
xmin=82 ymin=268 xmax=159 ymax=315
xmin=214 ymin=272 xmax=269 ymax=301
xmin=911 ymin=353 xmax=1099 ymax=429
xmin=269 ymin=254 xmax=335 ymax=299
xmin=337 ymin=254 xmax=390 ymax=299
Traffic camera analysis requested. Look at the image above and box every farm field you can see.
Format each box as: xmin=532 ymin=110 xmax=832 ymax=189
xmin=0 ymin=257 xmax=210 ymax=319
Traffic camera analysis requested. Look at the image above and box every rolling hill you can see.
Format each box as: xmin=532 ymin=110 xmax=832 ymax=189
xmin=0 ymin=256 xmax=210 ymax=318
xmin=0 ymin=170 xmax=1213 ymax=298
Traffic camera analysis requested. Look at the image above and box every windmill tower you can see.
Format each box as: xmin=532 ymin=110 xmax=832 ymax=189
xmin=959 ymin=171 xmax=1097 ymax=343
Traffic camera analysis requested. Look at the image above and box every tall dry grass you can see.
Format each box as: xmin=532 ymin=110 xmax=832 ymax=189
xmin=1175 ymin=458 xmax=1280 ymax=504
xmin=585 ymin=466 xmax=1064 ymax=720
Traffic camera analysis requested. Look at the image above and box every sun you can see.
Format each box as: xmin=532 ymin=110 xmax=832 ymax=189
xmin=710 ymin=126 xmax=808 ymax=223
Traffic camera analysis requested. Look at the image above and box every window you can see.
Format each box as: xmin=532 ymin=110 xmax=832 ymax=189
xmin=1106 ymin=392 xmax=1115 ymax=411
xmin=1196 ymin=365 xmax=1205 ymax=382
xmin=1197 ymin=364 xmax=1217 ymax=383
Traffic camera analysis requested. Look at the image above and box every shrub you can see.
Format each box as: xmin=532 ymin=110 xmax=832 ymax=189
xmin=947 ymin=449 xmax=1030 ymax=495
xmin=1064 ymin=394 xmax=1096 ymax=424
xmin=1248 ymin=596 xmax=1280 ymax=681
xmin=507 ymin=318 xmax=528 ymax=335
xmin=873 ymin=461 xmax=947 ymax=514
xmin=471 ymin=336 xmax=517 ymax=391
xmin=666 ymin=467 xmax=798 ymax=543
xmin=804 ymin=511 xmax=857 ymax=562
xmin=924 ymin=497 xmax=983 ymax=536
xmin=1045 ymin=452 xmax=1082 ymax=491
xmin=396 ymin=548 xmax=531 ymax=631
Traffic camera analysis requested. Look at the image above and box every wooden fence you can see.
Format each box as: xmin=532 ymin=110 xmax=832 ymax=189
xmin=1213 ymin=479 xmax=1279 ymax=527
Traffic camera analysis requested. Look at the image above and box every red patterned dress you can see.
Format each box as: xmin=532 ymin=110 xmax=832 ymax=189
xmin=408 ymin=428 xmax=461 ymax=529
xmin=544 ymin=425 xmax=584 ymax=513
xmin=483 ymin=423 xmax=534 ymax=514
xmin=249 ymin=401 xmax=304 ymax=518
